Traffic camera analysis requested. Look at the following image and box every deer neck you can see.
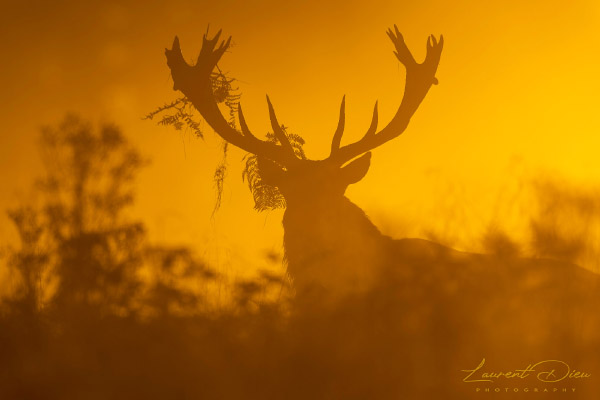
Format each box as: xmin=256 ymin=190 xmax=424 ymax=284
xmin=282 ymin=196 xmax=390 ymax=294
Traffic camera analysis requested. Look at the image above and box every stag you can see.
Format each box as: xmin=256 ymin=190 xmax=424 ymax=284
xmin=164 ymin=27 xmax=455 ymax=297
xmin=164 ymin=26 xmax=600 ymax=318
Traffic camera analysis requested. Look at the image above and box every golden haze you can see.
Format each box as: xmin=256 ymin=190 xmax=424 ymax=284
xmin=1 ymin=0 xmax=600 ymax=273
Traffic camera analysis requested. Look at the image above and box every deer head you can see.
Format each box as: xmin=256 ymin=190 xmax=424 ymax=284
xmin=165 ymin=26 xmax=443 ymax=210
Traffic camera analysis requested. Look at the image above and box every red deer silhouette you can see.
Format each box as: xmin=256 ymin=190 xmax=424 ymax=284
xmin=164 ymin=26 xmax=600 ymax=320
xmin=164 ymin=27 xmax=455 ymax=297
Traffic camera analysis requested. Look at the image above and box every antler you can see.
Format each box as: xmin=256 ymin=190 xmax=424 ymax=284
xmin=165 ymin=30 xmax=298 ymax=166
xmin=327 ymin=25 xmax=444 ymax=165
xmin=165 ymin=26 xmax=442 ymax=168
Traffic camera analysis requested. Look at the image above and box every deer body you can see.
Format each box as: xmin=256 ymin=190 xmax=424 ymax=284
xmin=281 ymin=192 xmax=475 ymax=299
xmin=282 ymin=194 xmax=388 ymax=296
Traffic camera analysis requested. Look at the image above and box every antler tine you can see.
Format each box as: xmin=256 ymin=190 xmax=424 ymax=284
xmin=388 ymin=26 xmax=416 ymax=67
xmin=166 ymin=37 xmax=186 ymax=92
xmin=237 ymin=104 xmax=257 ymax=139
xmin=214 ymin=29 xmax=223 ymax=43
xmin=330 ymin=100 xmax=376 ymax=159
xmin=364 ymin=101 xmax=378 ymax=137
xmin=266 ymin=96 xmax=296 ymax=157
xmin=329 ymin=95 xmax=346 ymax=156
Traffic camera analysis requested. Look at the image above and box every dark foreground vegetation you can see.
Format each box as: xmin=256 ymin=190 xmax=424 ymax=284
xmin=2 ymin=115 xmax=599 ymax=399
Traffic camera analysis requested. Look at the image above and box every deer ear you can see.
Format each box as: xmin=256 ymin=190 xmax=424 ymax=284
xmin=257 ymin=157 xmax=285 ymax=186
xmin=340 ymin=152 xmax=371 ymax=184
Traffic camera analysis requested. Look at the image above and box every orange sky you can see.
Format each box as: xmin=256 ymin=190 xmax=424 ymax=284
xmin=2 ymin=0 xmax=600 ymax=275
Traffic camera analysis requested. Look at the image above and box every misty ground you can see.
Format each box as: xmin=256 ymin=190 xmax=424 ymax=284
xmin=1 ymin=115 xmax=599 ymax=399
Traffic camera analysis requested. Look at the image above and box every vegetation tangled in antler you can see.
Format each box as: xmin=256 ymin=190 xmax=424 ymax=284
xmin=145 ymin=69 xmax=239 ymax=138
xmin=242 ymin=130 xmax=306 ymax=211
xmin=146 ymin=68 xmax=306 ymax=212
